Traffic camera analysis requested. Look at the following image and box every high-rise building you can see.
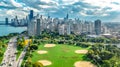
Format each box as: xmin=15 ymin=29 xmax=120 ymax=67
xmin=48 ymin=13 xmax=50 ymax=19
xmin=64 ymin=13 xmax=69 ymax=20
xmin=28 ymin=19 xmax=36 ymax=36
xmin=66 ymin=23 xmax=71 ymax=35
xmin=59 ymin=24 xmax=65 ymax=35
xmin=58 ymin=23 xmax=71 ymax=35
xmin=36 ymin=19 xmax=41 ymax=36
xmin=94 ymin=19 xmax=101 ymax=35
xmin=5 ymin=18 xmax=8 ymax=25
xmin=77 ymin=22 xmax=82 ymax=34
xmin=66 ymin=13 xmax=69 ymax=19
xmin=29 ymin=10 xmax=34 ymax=20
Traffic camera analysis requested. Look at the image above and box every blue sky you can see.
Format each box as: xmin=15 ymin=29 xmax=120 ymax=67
xmin=0 ymin=0 xmax=120 ymax=22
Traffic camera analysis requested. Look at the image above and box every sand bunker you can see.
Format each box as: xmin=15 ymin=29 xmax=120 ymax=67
xmin=75 ymin=50 xmax=88 ymax=54
xmin=38 ymin=60 xmax=52 ymax=66
xmin=74 ymin=61 xmax=96 ymax=67
xmin=37 ymin=50 xmax=48 ymax=54
xmin=44 ymin=44 xmax=56 ymax=47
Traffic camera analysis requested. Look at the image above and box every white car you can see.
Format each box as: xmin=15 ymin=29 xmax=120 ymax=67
xmin=9 ymin=63 xmax=12 ymax=66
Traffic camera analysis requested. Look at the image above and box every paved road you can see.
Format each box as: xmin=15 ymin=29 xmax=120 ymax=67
xmin=0 ymin=37 xmax=17 ymax=67
xmin=0 ymin=36 xmax=29 ymax=67
xmin=16 ymin=44 xmax=29 ymax=67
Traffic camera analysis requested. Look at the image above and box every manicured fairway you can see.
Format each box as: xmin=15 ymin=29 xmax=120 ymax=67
xmin=31 ymin=44 xmax=90 ymax=67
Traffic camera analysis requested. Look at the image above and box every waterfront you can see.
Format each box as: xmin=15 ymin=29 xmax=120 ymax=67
xmin=0 ymin=25 xmax=27 ymax=36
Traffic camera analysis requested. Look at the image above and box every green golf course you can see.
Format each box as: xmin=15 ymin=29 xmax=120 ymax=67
xmin=31 ymin=44 xmax=92 ymax=67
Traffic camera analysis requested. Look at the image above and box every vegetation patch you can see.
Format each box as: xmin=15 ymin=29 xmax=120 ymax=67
xmin=87 ymin=44 xmax=120 ymax=67
xmin=16 ymin=49 xmax=23 ymax=60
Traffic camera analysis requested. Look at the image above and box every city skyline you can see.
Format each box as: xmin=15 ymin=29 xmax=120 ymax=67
xmin=0 ymin=1 xmax=120 ymax=67
xmin=0 ymin=0 xmax=120 ymax=22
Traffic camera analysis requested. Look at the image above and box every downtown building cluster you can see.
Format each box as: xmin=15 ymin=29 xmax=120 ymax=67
xmin=10 ymin=16 xmax=28 ymax=26
xmin=28 ymin=10 xmax=109 ymax=36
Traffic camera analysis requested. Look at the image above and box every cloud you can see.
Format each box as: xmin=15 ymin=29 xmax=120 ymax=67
xmin=59 ymin=0 xmax=79 ymax=5
xmin=0 ymin=0 xmax=120 ymax=22
xmin=111 ymin=2 xmax=120 ymax=5
xmin=18 ymin=0 xmax=58 ymax=10
xmin=10 ymin=0 xmax=22 ymax=7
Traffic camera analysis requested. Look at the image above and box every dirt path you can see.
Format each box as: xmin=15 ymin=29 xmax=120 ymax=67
xmin=74 ymin=61 xmax=96 ymax=67
xmin=37 ymin=50 xmax=48 ymax=54
xmin=44 ymin=44 xmax=56 ymax=47
xmin=75 ymin=50 xmax=88 ymax=54
xmin=38 ymin=60 xmax=52 ymax=66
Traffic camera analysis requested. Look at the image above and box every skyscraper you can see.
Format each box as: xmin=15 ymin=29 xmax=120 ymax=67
xmin=66 ymin=23 xmax=71 ymax=35
xmin=66 ymin=13 xmax=69 ymax=19
xmin=36 ymin=19 xmax=41 ymax=36
xmin=29 ymin=10 xmax=34 ymax=20
xmin=5 ymin=18 xmax=8 ymax=25
xmin=28 ymin=19 xmax=37 ymax=36
xmin=64 ymin=13 xmax=69 ymax=20
xmin=48 ymin=13 xmax=50 ymax=19
xmin=94 ymin=19 xmax=101 ymax=35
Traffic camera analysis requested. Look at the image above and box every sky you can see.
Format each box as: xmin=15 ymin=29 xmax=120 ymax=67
xmin=0 ymin=0 xmax=120 ymax=22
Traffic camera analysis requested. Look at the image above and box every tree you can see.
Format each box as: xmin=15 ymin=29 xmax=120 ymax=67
xmin=99 ymin=51 xmax=113 ymax=60
xmin=24 ymin=57 xmax=32 ymax=67
xmin=76 ymin=42 xmax=90 ymax=48
xmin=0 ymin=50 xmax=3 ymax=56
xmin=30 ymin=44 xmax=38 ymax=50
xmin=24 ymin=51 xmax=31 ymax=60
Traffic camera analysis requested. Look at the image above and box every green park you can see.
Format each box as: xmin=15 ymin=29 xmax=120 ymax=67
xmin=32 ymin=44 xmax=94 ymax=67
xmin=1 ymin=32 xmax=120 ymax=67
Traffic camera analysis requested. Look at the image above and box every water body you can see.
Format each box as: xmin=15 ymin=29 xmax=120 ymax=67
xmin=0 ymin=25 xmax=27 ymax=36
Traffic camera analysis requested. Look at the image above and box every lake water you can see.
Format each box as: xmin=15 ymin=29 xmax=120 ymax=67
xmin=0 ymin=25 xmax=27 ymax=36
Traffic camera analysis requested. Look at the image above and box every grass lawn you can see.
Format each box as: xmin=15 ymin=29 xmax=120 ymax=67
xmin=16 ymin=49 xmax=23 ymax=60
xmin=0 ymin=40 xmax=9 ymax=63
xmin=3 ymin=40 xmax=9 ymax=44
xmin=31 ymin=44 xmax=90 ymax=67
xmin=0 ymin=47 xmax=7 ymax=63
